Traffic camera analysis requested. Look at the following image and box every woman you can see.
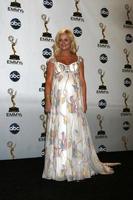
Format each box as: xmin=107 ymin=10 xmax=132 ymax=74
xmin=42 ymin=28 xmax=120 ymax=181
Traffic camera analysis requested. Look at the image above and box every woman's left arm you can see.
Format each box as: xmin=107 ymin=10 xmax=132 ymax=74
xmin=79 ymin=58 xmax=87 ymax=113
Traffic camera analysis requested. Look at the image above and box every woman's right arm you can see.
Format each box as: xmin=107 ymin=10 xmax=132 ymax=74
xmin=45 ymin=60 xmax=55 ymax=113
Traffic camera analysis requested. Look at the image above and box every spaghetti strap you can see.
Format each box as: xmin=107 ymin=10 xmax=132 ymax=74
xmin=77 ymin=55 xmax=83 ymax=64
xmin=46 ymin=57 xmax=56 ymax=65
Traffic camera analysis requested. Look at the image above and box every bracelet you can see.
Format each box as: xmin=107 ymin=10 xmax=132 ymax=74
xmin=45 ymin=94 xmax=51 ymax=99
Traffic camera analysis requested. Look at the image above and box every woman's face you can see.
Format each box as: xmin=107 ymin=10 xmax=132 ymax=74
xmin=58 ymin=33 xmax=71 ymax=51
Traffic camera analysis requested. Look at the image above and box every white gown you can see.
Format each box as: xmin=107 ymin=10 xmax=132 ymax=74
xmin=42 ymin=56 xmax=120 ymax=181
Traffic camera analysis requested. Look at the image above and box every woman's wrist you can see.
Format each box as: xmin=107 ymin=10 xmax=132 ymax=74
xmin=45 ymin=94 xmax=51 ymax=100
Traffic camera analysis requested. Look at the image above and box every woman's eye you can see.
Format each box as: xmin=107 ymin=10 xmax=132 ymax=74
xmin=59 ymin=38 xmax=69 ymax=42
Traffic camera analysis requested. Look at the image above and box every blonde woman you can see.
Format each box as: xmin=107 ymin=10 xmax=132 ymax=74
xmin=42 ymin=28 xmax=120 ymax=181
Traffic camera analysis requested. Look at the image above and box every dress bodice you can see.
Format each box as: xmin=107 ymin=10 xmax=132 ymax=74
xmin=47 ymin=56 xmax=83 ymax=74
xmin=55 ymin=62 xmax=79 ymax=73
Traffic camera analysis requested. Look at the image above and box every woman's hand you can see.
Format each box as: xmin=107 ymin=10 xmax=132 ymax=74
xmin=83 ymin=103 xmax=87 ymax=113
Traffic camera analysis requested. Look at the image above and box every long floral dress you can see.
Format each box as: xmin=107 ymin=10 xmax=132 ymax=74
xmin=42 ymin=56 xmax=119 ymax=181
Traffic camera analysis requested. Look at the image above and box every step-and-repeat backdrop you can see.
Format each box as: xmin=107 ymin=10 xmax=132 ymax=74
xmin=0 ymin=0 xmax=133 ymax=160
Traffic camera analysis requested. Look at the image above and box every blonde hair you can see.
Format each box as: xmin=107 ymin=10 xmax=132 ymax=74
xmin=53 ymin=28 xmax=78 ymax=56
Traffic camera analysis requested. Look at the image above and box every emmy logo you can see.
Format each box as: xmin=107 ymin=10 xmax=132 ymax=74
xmin=73 ymin=0 xmax=82 ymax=17
xmin=8 ymin=36 xmax=20 ymax=60
xmin=122 ymin=92 xmax=130 ymax=112
xmin=123 ymin=48 xmax=132 ymax=69
xmin=41 ymin=64 xmax=47 ymax=88
xmin=7 ymin=141 xmax=16 ymax=159
xmin=8 ymin=88 xmax=19 ymax=112
xmin=10 ymin=0 xmax=21 ymax=8
xmin=121 ymin=136 xmax=128 ymax=151
xmin=125 ymin=4 xmax=132 ymax=25
xmin=99 ymin=23 xmax=108 ymax=44
xmin=96 ymin=114 xmax=106 ymax=138
xmin=98 ymin=69 xmax=107 ymax=90
xmin=41 ymin=14 xmax=52 ymax=38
